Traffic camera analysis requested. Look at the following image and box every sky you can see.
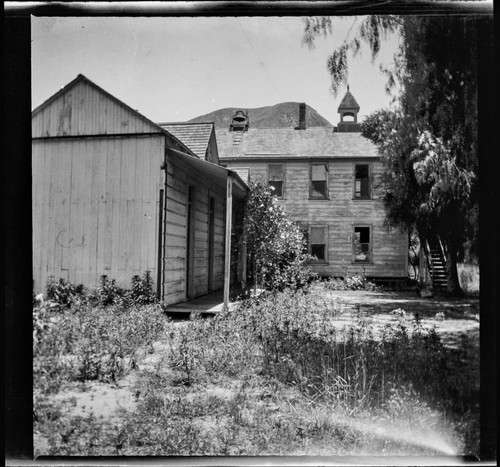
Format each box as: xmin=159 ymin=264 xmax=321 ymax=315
xmin=32 ymin=16 xmax=401 ymax=125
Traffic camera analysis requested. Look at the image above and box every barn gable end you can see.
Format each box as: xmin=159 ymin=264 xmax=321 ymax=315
xmin=32 ymin=75 xmax=161 ymax=138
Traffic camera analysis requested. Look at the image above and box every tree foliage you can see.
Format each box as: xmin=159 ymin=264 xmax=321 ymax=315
xmin=242 ymin=179 xmax=315 ymax=291
xmin=303 ymin=15 xmax=484 ymax=295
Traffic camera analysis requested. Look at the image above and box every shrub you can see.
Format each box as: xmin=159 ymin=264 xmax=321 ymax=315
xmin=130 ymin=270 xmax=157 ymax=305
xmin=93 ymin=275 xmax=126 ymax=306
xmin=323 ymin=273 xmax=378 ymax=291
xmin=457 ymin=263 xmax=479 ymax=295
xmin=241 ymin=179 xmax=316 ymax=292
xmin=46 ymin=277 xmax=82 ymax=308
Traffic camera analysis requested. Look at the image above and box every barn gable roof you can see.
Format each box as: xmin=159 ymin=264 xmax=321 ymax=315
xmin=32 ymin=74 xmax=160 ymax=131
xmin=158 ymin=122 xmax=215 ymax=160
xmin=215 ymin=127 xmax=378 ymax=160
xmin=31 ymin=74 xmax=196 ymax=157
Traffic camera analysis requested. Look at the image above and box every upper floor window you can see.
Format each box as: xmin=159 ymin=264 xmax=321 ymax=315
xmin=268 ymin=164 xmax=284 ymax=198
xmin=354 ymin=164 xmax=371 ymax=199
xmin=353 ymin=226 xmax=371 ymax=262
xmin=310 ymin=163 xmax=328 ymax=199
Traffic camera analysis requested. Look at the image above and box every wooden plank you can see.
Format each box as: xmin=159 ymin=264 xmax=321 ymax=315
xmin=109 ymin=138 xmax=121 ymax=275
xmin=52 ymin=144 xmax=69 ymax=280
xmin=223 ymin=174 xmax=232 ymax=308
xmin=74 ymin=142 xmax=87 ymax=285
xmin=148 ymin=139 xmax=162 ymax=272
xmin=103 ymin=138 xmax=114 ymax=273
xmin=46 ymin=148 xmax=58 ymax=281
xmin=95 ymin=139 xmax=108 ymax=282
xmin=80 ymin=140 xmax=93 ymax=284
xmin=165 ymin=197 xmax=187 ymax=215
xmin=165 ymin=183 xmax=187 ymax=204
xmin=32 ymin=145 xmax=42 ymax=290
xmin=37 ymin=143 xmax=51 ymax=290
xmin=58 ymin=141 xmax=72 ymax=273
xmin=165 ymin=234 xmax=187 ymax=248
xmin=132 ymin=138 xmax=142 ymax=276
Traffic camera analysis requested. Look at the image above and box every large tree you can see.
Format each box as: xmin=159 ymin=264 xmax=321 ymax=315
xmin=304 ymin=15 xmax=482 ymax=295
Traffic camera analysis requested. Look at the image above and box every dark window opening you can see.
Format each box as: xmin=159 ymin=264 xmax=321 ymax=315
xmin=310 ymin=226 xmax=327 ymax=261
xmin=311 ymin=244 xmax=325 ymax=260
xmin=310 ymin=164 xmax=328 ymax=199
xmin=269 ymin=180 xmax=283 ymax=197
xmin=355 ymin=164 xmax=370 ymax=198
xmin=268 ymin=164 xmax=284 ymax=198
xmin=353 ymin=226 xmax=370 ymax=262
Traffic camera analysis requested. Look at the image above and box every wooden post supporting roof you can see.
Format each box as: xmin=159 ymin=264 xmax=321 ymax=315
xmin=223 ymin=173 xmax=233 ymax=309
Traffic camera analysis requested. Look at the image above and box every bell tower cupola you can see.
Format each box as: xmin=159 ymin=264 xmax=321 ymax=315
xmin=335 ymin=85 xmax=361 ymax=132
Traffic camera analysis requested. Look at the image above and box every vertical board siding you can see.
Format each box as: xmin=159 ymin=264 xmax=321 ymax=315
xmin=32 ymin=79 xmax=160 ymax=138
xmin=32 ymin=135 xmax=164 ymax=293
xmin=226 ymin=159 xmax=407 ymax=278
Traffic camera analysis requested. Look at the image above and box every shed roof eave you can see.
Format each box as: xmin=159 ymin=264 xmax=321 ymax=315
xmin=167 ymin=147 xmax=248 ymax=198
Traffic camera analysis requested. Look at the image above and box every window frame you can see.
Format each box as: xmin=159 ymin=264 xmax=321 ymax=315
xmin=353 ymin=163 xmax=372 ymax=200
xmin=309 ymin=162 xmax=329 ymax=200
xmin=267 ymin=163 xmax=285 ymax=199
xmin=352 ymin=224 xmax=373 ymax=264
xmin=308 ymin=224 xmax=329 ymax=263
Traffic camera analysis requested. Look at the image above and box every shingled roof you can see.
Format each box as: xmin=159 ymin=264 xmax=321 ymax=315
xmin=215 ymin=127 xmax=378 ymax=160
xmin=158 ymin=122 xmax=214 ymax=159
xmin=337 ymin=90 xmax=360 ymax=112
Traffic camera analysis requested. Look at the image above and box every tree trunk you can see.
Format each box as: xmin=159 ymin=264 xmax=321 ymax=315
xmin=445 ymin=238 xmax=464 ymax=297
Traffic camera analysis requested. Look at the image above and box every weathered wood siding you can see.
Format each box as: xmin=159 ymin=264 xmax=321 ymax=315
xmin=163 ymin=156 xmax=226 ymax=306
xmin=32 ymin=135 xmax=164 ymax=292
xmin=225 ymin=159 xmax=408 ymax=278
xmin=32 ymin=79 xmax=159 ymax=138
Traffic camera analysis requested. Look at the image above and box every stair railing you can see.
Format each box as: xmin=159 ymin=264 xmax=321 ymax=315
xmin=424 ymin=239 xmax=434 ymax=285
xmin=437 ymin=235 xmax=447 ymax=267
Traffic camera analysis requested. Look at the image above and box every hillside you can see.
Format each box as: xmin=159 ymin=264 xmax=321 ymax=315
xmin=188 ymin=102 xmax=332 ymax=129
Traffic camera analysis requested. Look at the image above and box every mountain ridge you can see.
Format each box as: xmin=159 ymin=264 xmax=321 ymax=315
xmin=187 ymin=102 xmax=333 ymax=129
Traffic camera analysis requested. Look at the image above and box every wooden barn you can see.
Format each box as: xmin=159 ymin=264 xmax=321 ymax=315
xmin=32 ymin=74 xmax=247 ymax=306
xmin=216 ymin=90 xmax=408 ymax=280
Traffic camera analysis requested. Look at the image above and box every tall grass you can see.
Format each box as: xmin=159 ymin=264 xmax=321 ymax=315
xmin=34 ymin=287 xmax=479 ymax=456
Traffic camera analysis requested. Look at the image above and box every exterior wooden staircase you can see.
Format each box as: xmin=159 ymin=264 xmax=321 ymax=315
xmin=427 ymin=237 xmax=447 ymax=291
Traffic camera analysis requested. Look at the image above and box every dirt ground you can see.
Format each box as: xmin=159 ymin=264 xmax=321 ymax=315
xmin=35 ymin=289 xmax=480 ymax=452
xmin=322 ymin=289 xmax=479 ymax=348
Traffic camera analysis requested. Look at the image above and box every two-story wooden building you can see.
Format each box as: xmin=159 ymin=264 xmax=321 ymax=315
xmin=215 ymin=90 xmax=408 ymax=280
xmin=32 ymin=74 xmax=247 ymax=306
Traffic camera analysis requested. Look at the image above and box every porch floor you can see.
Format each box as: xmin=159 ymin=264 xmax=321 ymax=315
xmin=164 ymin=289 xmax=233 ymax=317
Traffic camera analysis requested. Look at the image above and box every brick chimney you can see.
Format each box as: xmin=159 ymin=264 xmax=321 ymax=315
xmin=295 ymin=102 xmax=306 ymax=130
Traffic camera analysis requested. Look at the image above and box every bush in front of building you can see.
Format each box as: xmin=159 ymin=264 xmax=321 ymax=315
xmin=242 ymin=179 xmax=316 ymax=292
xmin=44 ymin=271 xmax=158 ymax=309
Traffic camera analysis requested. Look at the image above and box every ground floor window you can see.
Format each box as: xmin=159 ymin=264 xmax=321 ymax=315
xmin=353 ymin=226 xmax=371 ymax=262
xmin=309 ymin=225 xmax=328 ymax=261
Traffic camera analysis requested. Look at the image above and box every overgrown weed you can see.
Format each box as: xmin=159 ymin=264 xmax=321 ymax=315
xmin=34 ymin=284 xmax=479 ymax=456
